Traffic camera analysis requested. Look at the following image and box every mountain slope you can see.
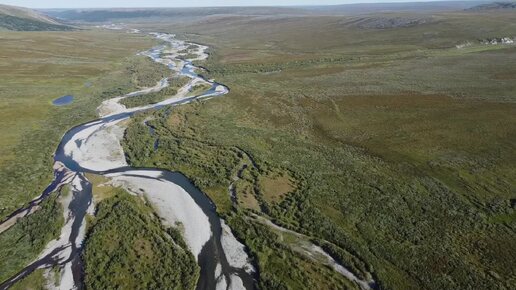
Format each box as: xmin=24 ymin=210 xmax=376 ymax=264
xmin=0 ymin=4 xmax=72 ymax=31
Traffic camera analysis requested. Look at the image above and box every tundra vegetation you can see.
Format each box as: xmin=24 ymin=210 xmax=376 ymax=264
xmin=122 ymin=9 xmax=516 ymax=290
xmin=124 ymin=111 xmax=359 ymax=290
xmin=9 ymin=270 xmax=47 ymax=290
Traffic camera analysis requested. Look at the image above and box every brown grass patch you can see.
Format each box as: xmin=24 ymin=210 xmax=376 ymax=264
xmin=259 ymin=172 xmax=296 ymax=204
xmin=167 ymin=111 xmax=185 ymax=128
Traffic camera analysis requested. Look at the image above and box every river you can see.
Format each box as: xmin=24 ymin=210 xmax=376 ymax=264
xmin=0 ymin=32 xmax=255 ymax=290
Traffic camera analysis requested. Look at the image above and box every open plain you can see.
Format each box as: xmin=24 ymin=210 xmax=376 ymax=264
xmin=0 ymin=1 xmax=515 ymax=290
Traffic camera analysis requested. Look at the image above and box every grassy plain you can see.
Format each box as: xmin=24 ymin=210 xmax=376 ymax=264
xmin=124 ymin=11 xmax=516 ymax=289
xmin=0 ymin=29 xmax=164 ymax=220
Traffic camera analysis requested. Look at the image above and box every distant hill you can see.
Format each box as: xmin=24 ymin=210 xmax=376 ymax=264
xmin=42 ymin=7 xmax=308 ymax=23
xmin=304 ymin=1 xmax=493 ymax=14
xmin=42 ymin=1 xmax=497 ymax=23
xmin=0 ymin=4 xmax=72 ymax=31
xmin=467 ymin=1 xmax=516 ymax=10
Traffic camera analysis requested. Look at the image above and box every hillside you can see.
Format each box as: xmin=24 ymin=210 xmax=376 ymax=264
xmin=42 ymin=6 xmax=309 ymax=23
xmin=0 ymin=4 xmax=71 ymax=31
xmin=467 ymin=1 xmax=516 ymax=10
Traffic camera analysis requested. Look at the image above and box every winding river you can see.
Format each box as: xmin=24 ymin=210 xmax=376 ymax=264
xmin=0 ymin=32 xmax=255 ymax=290
xmin=0 ymin=31 xmax=376 ymax=290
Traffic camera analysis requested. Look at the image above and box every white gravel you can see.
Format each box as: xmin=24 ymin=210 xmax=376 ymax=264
xmin=310 ymin=245 xmax=372 ymax=290
xmin=97 ymin=96 xmax=126 ymax=117
xmin=106 ymin=170 xmax=212 ymax=259
xmin=228 ymin=275 xmax=245 ymax=290
xmin=220 ymin=220 xmax=255 ymax=273
xmin=215 ymin=263 xmax=227 ymax=290
xmin=63 ymin=119 xmax=128 ymax=172
xmin=57 ymin=263 xmax=75 ymax=290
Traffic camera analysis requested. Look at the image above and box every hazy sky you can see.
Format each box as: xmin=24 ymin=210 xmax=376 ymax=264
xmin=1 ymin=0 xmax=451 ymax=8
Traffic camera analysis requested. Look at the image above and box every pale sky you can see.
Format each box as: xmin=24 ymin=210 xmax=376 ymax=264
xmin=0 ymin=0 xmax=459 ymax=9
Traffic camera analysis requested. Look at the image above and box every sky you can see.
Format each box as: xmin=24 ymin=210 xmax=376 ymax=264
xmin=0 ymin=0 xmax=455 ymax=9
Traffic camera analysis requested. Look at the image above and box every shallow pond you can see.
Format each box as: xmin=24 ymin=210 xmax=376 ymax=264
xmin=52 ymin=95 xmax=74 ymax=106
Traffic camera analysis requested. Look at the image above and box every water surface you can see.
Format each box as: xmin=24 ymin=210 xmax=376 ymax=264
xmin=52 ymin=95 xmax=74 ymax=106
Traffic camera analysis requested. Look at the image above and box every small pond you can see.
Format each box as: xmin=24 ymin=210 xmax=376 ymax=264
xmin=52 ymin=95 xmax=74 ymax=106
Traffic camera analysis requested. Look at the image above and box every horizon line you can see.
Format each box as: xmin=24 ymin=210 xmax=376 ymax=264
xmin=2 ymin=0 xmax=489 ymax=10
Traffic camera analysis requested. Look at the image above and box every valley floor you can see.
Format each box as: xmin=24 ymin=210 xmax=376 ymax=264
xmin=1 ymin=7 xmax=516 ymax=290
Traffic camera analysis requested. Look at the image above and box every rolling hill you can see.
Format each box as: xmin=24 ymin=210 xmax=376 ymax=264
xmin=41 ymin=1 xmax=494 ymax=24
xmin=0 ymin=4 xmax=72 ymax=31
